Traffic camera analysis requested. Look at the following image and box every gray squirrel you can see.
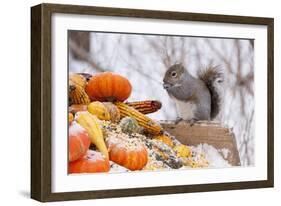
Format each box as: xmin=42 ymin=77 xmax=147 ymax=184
xmin=163 ymin=63 xmax=224 ymax=125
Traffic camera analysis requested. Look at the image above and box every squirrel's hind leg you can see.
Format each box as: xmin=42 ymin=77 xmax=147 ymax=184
xmin=175 ymin=117 xmax=183 ymax=124
xmin=174 ymin=117 xmax=198 ymax=126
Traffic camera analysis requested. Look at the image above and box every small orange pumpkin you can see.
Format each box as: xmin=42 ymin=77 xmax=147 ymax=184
xmin=86 ymin=72 xmax=132 ymax=102
xmin=107 ymin=137 xmax=148 ymax=171
xmin=69 ymin=122 xmax=91 ymax=162
xmin=69 ymin=150 xmax=110 ymax=173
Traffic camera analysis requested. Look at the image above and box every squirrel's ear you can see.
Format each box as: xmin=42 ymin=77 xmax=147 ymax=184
xmin=173 ymin=62 xmax=183 ymax=68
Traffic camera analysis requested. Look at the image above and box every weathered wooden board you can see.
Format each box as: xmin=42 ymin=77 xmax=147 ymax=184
xmin=160 ymin=121 xmax=241 ymax=166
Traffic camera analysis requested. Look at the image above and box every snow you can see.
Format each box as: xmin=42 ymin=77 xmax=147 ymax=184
xmin=109 ymin=161 xmax=129 ymax=173
xmin=193 ymin=144 xmax=231 ymax=168
xmin=86 ymin=150 xmax=105 ymax=161
xmin=69 ymin=121 xmax=86 ymax=136
xmin=219 ymin=148 xmax=230 ymax=159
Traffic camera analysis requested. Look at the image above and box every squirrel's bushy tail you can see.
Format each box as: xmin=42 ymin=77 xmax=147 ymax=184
xmin=198 ymin=65 xmax=224 ymax=119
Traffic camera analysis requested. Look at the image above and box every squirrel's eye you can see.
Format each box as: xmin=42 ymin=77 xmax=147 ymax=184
xmin=171 ymin=71 xmax=177 ymax=77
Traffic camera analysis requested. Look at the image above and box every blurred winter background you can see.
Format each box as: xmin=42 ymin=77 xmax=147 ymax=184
xmin=68 ymin=31 xmax=254 ymax=166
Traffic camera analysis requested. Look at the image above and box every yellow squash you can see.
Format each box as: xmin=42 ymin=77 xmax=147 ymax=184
xmin=87 ymin=101 xmax=111 ymax=121
xmin=76 ymin=112 xmax=109 ymax=159
xmin=103 ymin=102 xmax=121 ymax=123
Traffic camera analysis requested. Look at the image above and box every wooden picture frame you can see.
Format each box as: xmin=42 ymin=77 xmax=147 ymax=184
xmin=31 ymin=3 xmax=274 ymax=202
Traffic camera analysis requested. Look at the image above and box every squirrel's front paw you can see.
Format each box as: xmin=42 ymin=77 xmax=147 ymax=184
xmin=175 ymin=117 xmax=198 ymax=126
xmin=187 ymin=118 xmax=198 ymax=126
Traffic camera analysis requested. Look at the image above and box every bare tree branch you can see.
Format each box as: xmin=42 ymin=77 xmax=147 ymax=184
xmin=69 ymin=39 xmax=106 ymax=72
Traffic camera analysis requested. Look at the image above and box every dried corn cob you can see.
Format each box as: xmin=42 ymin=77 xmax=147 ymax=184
xmin=76 ymin=112 xmax=109 ymax=159
xmin=68 ymin=113 xmax=74 ymax=124
xmin=69 ymin=86 xmax=90 ymax=105
xmin=114 ymin=102 xmax=163 ymax=135
xmin=126 ymin=100 xmax=162 ymax=114
xmin=78 ymin=73 xmax=92 ymax=81
xmin=69 ymin=104 xmax=88 ymax=115
xmin=69 ymin=74 xmax=90 ymax=105
xmin=69 ymin=73 xmax=87 ymax=88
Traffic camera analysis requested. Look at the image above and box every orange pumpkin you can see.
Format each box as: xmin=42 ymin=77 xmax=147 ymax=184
xmin=86 ymin=72 xmax=132 ymax=102
xmin=69 ymin=122 xmax=91 ymax=162
xmin=107 ymin=137 xmax=148 ymax=171
xmin=69 ymin=150 xmax=110 ymax=173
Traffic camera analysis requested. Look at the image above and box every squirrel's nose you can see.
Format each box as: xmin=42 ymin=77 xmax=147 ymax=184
xmin=163 ymin=83 xmax=171 ymax=89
